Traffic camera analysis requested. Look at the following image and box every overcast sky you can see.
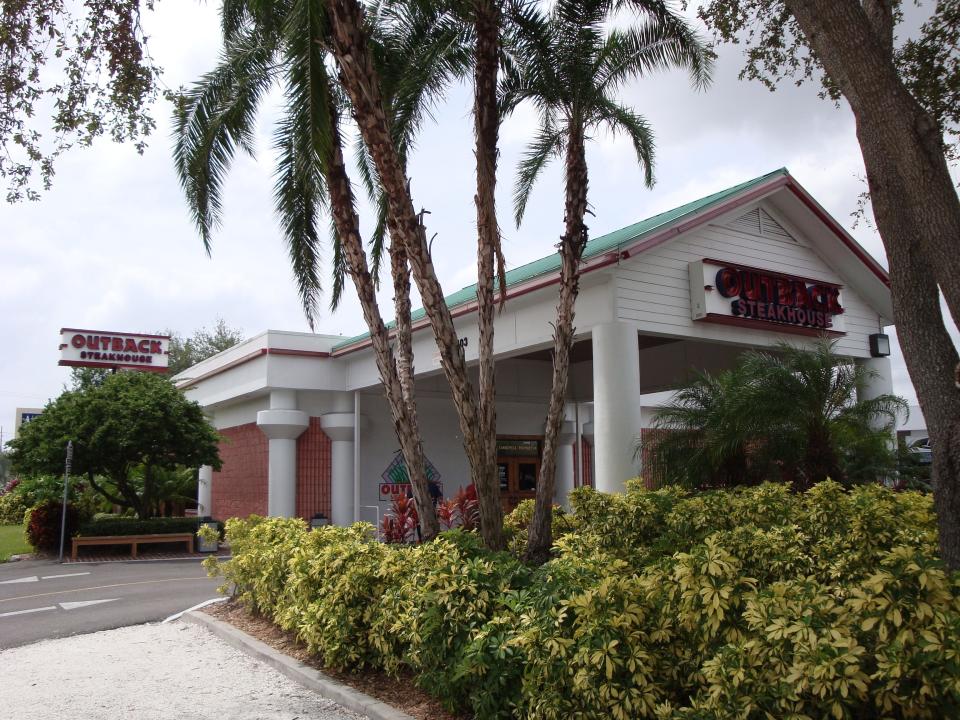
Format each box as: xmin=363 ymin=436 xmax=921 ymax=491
xmin=0 ymin=1 xmax=955 ymax=444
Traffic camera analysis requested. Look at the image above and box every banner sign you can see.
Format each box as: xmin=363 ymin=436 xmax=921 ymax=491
xmin=379 ymin=451 xmax=442 ymax=502
xmin=59 ymin=328 xmax=171 ymax=372
xmin=688 ymin=260 xmax=845 ymax=333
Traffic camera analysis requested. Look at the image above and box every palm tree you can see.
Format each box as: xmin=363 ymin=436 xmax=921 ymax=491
xmin=646 ymin=364 xmax=772 ymax=489
xmin=741 ymin=340 xmax=906 ymax=489
xmin=648 ymin=340 xmax=906 ymax=491
xmin=501 ymin=0 xmax=712 ymax=563
xmin=326 ymin=0 xmax=509 ymax=549
xmin=173 ymin=0 xmax=467 ymax=538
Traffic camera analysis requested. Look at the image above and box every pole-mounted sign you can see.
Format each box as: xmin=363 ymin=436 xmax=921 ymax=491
xmin=58 ymin=328 xmax=170 ymax=372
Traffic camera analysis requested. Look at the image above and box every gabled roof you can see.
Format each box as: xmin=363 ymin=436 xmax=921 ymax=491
xmin=333 ymin=168 xmax=888 ymax=353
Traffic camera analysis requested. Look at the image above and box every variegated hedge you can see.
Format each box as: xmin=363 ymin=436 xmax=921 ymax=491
xmin=206 ymin=481 xmax=960 ymax=719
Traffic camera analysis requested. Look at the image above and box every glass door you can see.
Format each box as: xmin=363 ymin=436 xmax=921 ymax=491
xmin=496 ymin=438 xmax=542 ymax=511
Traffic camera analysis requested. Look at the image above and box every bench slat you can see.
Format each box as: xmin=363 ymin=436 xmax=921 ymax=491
xmin=71 ymin=533 xmax=195 ymax=560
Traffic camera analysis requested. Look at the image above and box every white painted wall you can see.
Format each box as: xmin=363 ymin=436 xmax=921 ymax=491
xmin=614 ymin=201 xmax=886 ymax=359
xmin=341 ymin=275 xmax=613 ymax=391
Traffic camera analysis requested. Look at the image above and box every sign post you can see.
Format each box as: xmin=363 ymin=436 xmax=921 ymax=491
xmin=58 ymin=441 xmax=74 ymax=564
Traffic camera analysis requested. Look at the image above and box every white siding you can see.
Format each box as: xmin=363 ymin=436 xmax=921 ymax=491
xmin=615 ymin=205 xmax=883 ymax=358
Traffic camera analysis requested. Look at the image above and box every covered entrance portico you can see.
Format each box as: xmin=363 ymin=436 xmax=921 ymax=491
xmin=178 ymin=169 xmax=896 ymax=524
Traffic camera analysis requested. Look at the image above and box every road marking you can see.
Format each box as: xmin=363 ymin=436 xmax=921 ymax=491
xmin=0 ymin=576 xmax=39 ymax=585
xmin=41 ymin=572 xmax=91 ymax=580
xmin=0 ymin=577 xmax=209 ymax=604
xmin=0 ymin=605 xmax=56 ymax=618
xmin=60 ymin=598 xmax=118 ymax=611
xmin=162 ymin=596 xmax=228 ymax=623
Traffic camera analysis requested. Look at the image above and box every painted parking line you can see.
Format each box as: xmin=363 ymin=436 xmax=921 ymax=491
xmin=59 ymin=598 xmax=117 ymax=611
xmin=0 ymin=605 xmax=56 ymax=618
xmin=41 ymin=572 xmax=91 ymax=580
xmin=0 ymin=598 xmax=119 ymax=618
xmin=0 ymin=576 xmax=39 ymax=585
xmin=0 ymin=572 xmax=91 ymax=585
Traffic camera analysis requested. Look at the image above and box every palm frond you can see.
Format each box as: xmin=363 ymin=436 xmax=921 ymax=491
xmin=172 ymin=28 xmax=276 ymax=254
xmin=593 ymin=99 xmax=655 ymax=188
xmin=513 ymin=122 xmax=564 ymax=227
xmin=271 ymin=0 xmax=336 ymax=328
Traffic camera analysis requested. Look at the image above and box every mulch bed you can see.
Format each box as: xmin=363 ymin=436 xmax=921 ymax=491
xmin=201 ymin=600 xmax=465 ymax=720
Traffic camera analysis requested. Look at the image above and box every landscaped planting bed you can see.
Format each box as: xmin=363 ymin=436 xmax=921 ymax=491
xmin=207 ymin=481 xmax=960 ymax=719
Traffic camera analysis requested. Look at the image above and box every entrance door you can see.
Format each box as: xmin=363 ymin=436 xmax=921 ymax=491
xmin=496 ymin=437 xmax=542 ymax=512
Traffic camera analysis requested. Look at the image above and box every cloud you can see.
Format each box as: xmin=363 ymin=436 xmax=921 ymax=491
xmin=0 ymin=2 xmax=948 ymax=436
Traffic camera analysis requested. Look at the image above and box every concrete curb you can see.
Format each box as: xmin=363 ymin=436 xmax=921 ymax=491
xmin=182 ymin=610 xmax=415 ymax=720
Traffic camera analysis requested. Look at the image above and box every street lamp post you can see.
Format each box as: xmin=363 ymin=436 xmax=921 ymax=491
xmin=58 ymin=441 xmax=74 ymax=563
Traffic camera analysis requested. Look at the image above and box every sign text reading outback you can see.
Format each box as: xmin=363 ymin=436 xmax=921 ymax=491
xmin=688 ymin=260 xmax=845 ymax=334
xmin=59 ymin=329 xmax=170 ymax=372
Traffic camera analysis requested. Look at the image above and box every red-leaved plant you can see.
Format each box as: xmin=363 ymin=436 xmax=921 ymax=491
xmin=381 ymin=494 xmax=418 ymax=543
xmin=438 ymin=484 xmax=479 ymax=532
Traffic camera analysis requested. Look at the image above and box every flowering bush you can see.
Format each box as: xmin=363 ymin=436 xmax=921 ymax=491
xmin=25 ymin=499 xmax=80 ymax=551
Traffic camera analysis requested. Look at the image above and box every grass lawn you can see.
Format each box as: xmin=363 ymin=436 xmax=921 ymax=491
xmin=0 ymin=525 xmax=32 ymax=562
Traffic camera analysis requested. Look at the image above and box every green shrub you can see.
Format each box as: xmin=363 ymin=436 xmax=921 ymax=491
xmin=0 ymin=491 xmax=29 ymax=524
xmin=211 ymin=481 xmax=957 ymax=720
xmin=503 ymin=499 xmax=578 ymax=556
xmin=77 ymin=516 xmax=221 ymax=537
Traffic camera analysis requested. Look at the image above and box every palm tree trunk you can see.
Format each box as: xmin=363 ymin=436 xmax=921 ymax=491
xmin=325 ymin=99 xmax=440 ymax=538
xmin=327 ymin=0 xmax=503 ymax=549
xmin=390 ymin=236 xmax=440 ymax=540
xmin=525 ymin=124 xmax=589 ymax=565
xmin=473 ymin=0 xmax=505 ymax=546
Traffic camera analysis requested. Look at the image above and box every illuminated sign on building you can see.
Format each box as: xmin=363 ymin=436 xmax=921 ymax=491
xmin=59 ymin=328 xmax=170 ymax=372
xmin=689 ymin=260 xmax=846 ymax=334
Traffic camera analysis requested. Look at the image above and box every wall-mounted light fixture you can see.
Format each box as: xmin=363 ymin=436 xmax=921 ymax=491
xmin=869 ymin=333 xmax=891 ymax=358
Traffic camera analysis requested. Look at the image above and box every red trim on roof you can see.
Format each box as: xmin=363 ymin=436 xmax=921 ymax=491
xmin=176 ymin=347 xmax=332 ymax=388
xmin=331 ymin=172 xmax=888 ymax=357
xmin=60 ymin=328 xmax=172 ymax=340
xmin=783 ymin=181 xmax=890 ymax=286
xmin=267 ymin=348 xmax=331 ymax=358
xmin=619 ymin=176 xmax=791 ymax=261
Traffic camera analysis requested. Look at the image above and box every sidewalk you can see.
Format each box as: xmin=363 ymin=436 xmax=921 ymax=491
xmin=0 ymin=621 xmax=365 ymax=720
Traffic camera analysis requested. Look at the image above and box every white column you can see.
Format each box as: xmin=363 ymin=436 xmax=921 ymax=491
xmin=856 ymin=356 xmax=897 ymax=437
xmin=554 ymin=421 xmax=576 ymax=508
xmin=591 ymin=322 xmax=642 ymax=493
xmin=321 ymin=412 xmax=367 ymax=526
xmin=197 ymin=465 xmax=213 ymax=518
xmin=257 ymin=391 xmax=308 ymax=517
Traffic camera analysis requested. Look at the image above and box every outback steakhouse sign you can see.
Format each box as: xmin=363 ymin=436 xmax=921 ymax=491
xmin=688 ymin=260 xmax=845 ymax=334
xmin=59 ymin=328 xmax=170 ymax=372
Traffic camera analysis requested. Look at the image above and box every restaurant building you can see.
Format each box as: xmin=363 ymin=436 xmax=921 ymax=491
xmin=175 ymin=169 xmax=895 ymax=525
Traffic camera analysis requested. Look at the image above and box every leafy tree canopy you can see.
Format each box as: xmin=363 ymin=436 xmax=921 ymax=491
xmin=0 ymin=1 xmax=161 ymax=202
xmin=8 ymin=370 xmax=221 ymax=518
xmin=164 ymin=318 xmax=244 ymax=375
xmin=693 ymin=0 xmax=960 ymax=161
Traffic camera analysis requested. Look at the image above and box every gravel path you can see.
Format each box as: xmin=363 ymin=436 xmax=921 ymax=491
xmin=0 ymin=622 xmax=365 ymax=720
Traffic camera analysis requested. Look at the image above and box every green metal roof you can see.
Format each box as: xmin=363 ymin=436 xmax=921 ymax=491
xmin=332 ymin=168 xmax=789 ymax=351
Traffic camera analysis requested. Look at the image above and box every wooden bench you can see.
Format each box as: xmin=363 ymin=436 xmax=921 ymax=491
xmin=71 ymin=533 xmax=194 ymax=560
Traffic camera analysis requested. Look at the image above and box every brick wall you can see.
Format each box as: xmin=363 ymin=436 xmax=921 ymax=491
xmin=212 ymin=420 xmax=333 ymax=522
xmin=296 ymin=417 xmax=332 ymax=520
xmin=212 ymin=423 xmax=268 ymax=520
xmin=580 ymin=438 xmax=593 ymax=488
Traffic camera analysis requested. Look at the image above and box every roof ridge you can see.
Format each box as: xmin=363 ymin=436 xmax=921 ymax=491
xmin=332 ymin=167 xmax=790 ymax=350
